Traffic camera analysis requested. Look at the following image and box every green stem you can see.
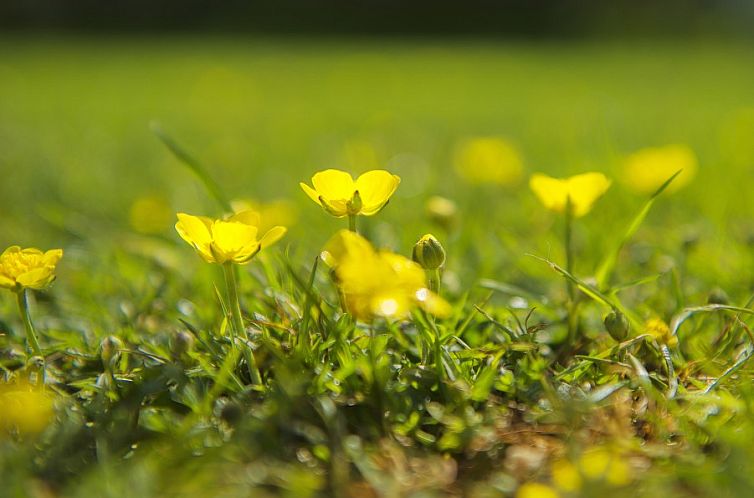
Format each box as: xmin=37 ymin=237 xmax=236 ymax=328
xmin=16 ymin=289 xmax=42 ymax=358
xmin=348 ymin=214 xmax=356 ymax=233
xmin=428 ymin=269 xmax=441 ymax=294
xmin=564 ymin=198 xmax=578 ymax=345
xmin=222 ymin=263 xmax=262 ymax=386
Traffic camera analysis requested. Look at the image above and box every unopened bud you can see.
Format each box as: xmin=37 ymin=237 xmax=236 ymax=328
xmin=604 ymin=311 xmax=630 ymax=342
xmin=412 ymin=234 xmax=446 ymax=270
xmin=100 ymin=335 xmax=123 ymax=368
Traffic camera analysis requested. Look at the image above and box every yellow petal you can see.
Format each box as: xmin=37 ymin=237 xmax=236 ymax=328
xmin=210 ymin=221 xmax=259 ymax=263
xmin=42 ymin=249 xmax=63 ymax=266
xmin=415 ymin=288 xmax=452 ymax=318
xmin=227 ymin=209 xmax=261 ymax=227
xmin=530 ymin=174 xmax=568 ymax=212
xmin=622 ymin=144 xmax=697 ymax=194
xmin=311 ymin=169 xmax=355 ymax=201
xmin=321 ymin=230 xmax=375 ymax=267
xmin=16 ymin=268 xmax=54 ymax=290
xmin=355 ymin=170 xmax=401 ymax=214
xmin=0 ymin=274 xmax=16 ymax=289
xmin=300 ymin=182 xmax=323 ymax=206
xmin=175 ymin=213 xmax=215 ymax=262
xmin=259 ymin=226 xmax=287 ymax=249
xmin=565 ymin=172 xmax=611 ymax=217
xmin=1 ymin=246 xmax=21 ymax=258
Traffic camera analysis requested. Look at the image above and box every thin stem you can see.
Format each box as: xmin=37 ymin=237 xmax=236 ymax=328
xmin=16 ymin=289 xmax=42 ymax=358
xmin=222 ymin=263 xmax=262 ymax=386
xmin=348 ymin=214 xmax=356 ymax=233
xmin=564 ymin=198 xmax=578 ymax=345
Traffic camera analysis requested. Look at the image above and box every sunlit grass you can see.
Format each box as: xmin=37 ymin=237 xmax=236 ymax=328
xmin=1 ymin=35 xmax=754 ymax=497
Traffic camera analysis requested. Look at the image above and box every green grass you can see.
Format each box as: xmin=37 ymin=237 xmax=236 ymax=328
xmin=2 ymin=35 xmax=754 ymax=497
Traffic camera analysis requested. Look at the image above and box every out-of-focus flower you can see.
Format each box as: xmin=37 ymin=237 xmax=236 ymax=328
xmin=552 ymin=446 xmax=631 ymax=492
xmin=321 ymin=230 xmax=450 ymax=321
xmin=300 ymin=169 xmax=400 ymax=218
xmin=230 ymin=199 xmax=299 ymax=232
xmin=516 ymin=482 xmax=560 ymax=498
xmin=454 ymin=137 xmax=524 ymax=185
xmin=622 ymin=144 xmax=697 ymax=194
xmin=0 ymin=381 xmax=55 ymax=435
xmin=0 ymin=246 xmax=63 ymax=292
xmin=425 ymin=195 xmax=458 ymax=229
xmin=129 ymin=195 xmax=174 ymax=234
xmin=529 ymin=172 xmax=611 ymax=217
xmin=175 ymin=210 xmax=286 ymax=265
xmin=645 ymin=318 xmax=677 ymax=346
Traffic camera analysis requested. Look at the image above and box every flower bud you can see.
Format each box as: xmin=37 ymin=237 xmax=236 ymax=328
xmin=412 ymin=234 xmax=446 ymax=270
xmin=100 ymin=335 xmax=123 ymax=368
xmin=604 ymin=311 xmax=629 ymax=342
xmin=172 ymin=330 xmax=195 ymax=359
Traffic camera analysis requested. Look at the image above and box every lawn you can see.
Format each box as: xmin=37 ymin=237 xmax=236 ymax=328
xmin=2 ymin=35 xmax=754 ymax=497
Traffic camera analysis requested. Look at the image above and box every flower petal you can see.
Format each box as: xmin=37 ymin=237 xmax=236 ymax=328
xmin=227 ymin=209 xmax=261 ymax=227
xmin=529 ymin=173 xmax=568 ymax=213
xmin=259 ymin=226 xmax=287 ymax=249
xmin=300 ymin=182 xmax=323 ymax=206
xmin=311 ymin=169 xmax=355 ymax=201
xmin=566 ymin=172 xmax=611 ymax=217
xmin=16 ymin=268 xmax=54 ymax=290
xmin=175 ymin=213 xmax=215 ymax=262
xmin=210 ymin=221 xmax=259 ymax=262
xmin=355 ymin=170 xmax=400 ymax=214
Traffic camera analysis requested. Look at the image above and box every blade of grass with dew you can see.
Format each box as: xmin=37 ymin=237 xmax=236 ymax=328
xmin=595 ymin=170 xmax=682 ymax=289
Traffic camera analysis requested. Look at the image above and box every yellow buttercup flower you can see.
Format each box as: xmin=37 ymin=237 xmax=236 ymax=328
xmin=645 ymin=317 xmax=677 ymax=347
xmin=175 ymin=210 xmax=286 ymax=265
xmin=516 ymin=483 xmax=560 ymax=498
xmin=454 ymin=137 xmax=524 ymax=185
xmin=300 ymin=169 xmax=401 ymax=218
xmin=622 ymin=144 xmax=697 ymax=194
xmin=552 ymin=446 xmax=631 ymax=492
xmin=0 ymin=381 xmax=55 ymax=435
xmin=529 ymin=172 xmax=611 ymax=217
xmin=322 ymin=230 xmax=450 ymax=321
xmin=0 ymin=246 xmax=63 ymax=292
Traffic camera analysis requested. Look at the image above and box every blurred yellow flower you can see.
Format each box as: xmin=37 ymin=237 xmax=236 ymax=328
xmin=322 ymin=230 xmax=450 ymax=321
xmin=0 ymin=381 xmax=55 ymax=435
xmin=300 ymin=169 xmax=400 ymax=218
xmin=230 ymin=198 xmax=299 ymax=232
xmin=0 ymin=246 xmax=63 ymax=292
xmin=175 ymin=210 xmax=286 ymax=265
xmin=552 ymin=446 xmax=631 ymax=492
xmin=425 ymin=195 xmax=458 ymax=229
xmin=645 ymin=317 xmax=677 ymax=347
xmin=129 ymin=195 xmax=174 ymax=234
xmin=516 ymin=482 xmax=560 ymax=498
xmin=454 ymin=137 xmax=524 ymax=185
xmin=529 ymin=172 xmax=611 ymax=217
xmin=622 ymin=144 xmax=697 ymax=194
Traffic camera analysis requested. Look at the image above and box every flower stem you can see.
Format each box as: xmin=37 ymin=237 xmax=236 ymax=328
xmin=16 ymin=289 xmax=43 ymax=358
xmin=222 ymin=263 xmax=262 ymax=386
xmin=348 ymin=214 xmax=357 ymax=233
xmin=427 ymin=269 xmax=441 ymax=294
xmin=564 ymin=198 xmax=578 ymax=345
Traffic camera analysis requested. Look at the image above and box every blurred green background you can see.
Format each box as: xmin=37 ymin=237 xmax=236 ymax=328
xmin=2 ymin=36 xmax=754 ymax=287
